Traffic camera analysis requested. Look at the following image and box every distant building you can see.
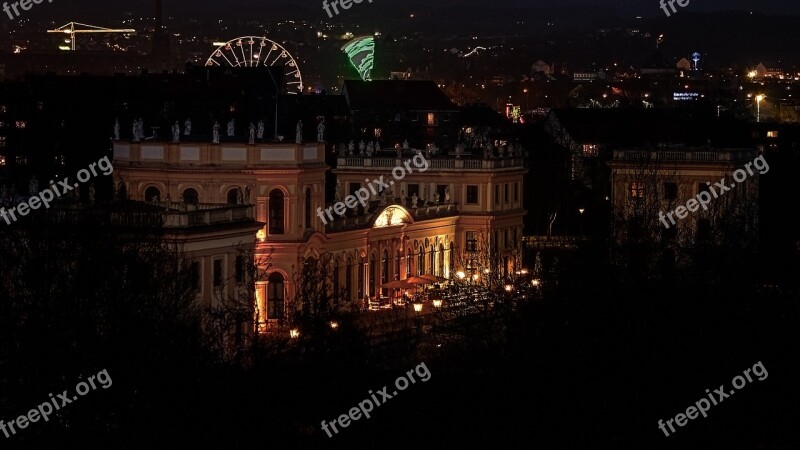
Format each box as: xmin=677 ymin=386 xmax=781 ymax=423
xmin=609 ymin=146 xmax=760 ymax=245
xmin=573 ymin=72 xmax=598 ymax=82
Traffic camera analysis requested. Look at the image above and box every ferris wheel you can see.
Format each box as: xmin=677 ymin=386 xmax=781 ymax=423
xmin=206 ymin=36 xmax=303 ymax=94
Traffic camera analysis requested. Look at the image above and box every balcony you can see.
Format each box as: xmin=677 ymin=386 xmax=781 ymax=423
xmin=112 ymin=141 xmax=325 ymax=168
xmin=612 ymin=147 xmax=757 ymax=163
xmin=335 ymin=152 xmax=524 ymax=172
xmin=38 ymin=202 xmax=255 ymax=229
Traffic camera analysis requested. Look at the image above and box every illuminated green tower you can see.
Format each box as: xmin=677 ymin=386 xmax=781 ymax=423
xmin=341 ymin=36 xmax=375 ymax=81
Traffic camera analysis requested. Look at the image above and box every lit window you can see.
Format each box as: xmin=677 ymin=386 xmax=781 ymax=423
xmin=15 ymin=121 xmax=26 ymax=129
xmin=767 ymin=130 xmax=778 ymax=138
xmin=465 ymin=231 xmax=477 ymax=252
xmin=427 ymin=113 xmax=436 ymax=125
xmin=582 ymin=144 xmax=598 ymax=156
xmin=630 ymin=181 xmax=644 ymax=198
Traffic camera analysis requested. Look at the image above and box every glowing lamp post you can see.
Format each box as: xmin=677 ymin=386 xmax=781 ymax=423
xmin=289 ymin=328 xmax=300 ymax=339
xmin=413 ymin=301 xmax=424 ymax=313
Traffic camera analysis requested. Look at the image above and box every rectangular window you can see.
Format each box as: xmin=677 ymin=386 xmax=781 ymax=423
xmin=466 ymin=185 xmax=479 ymax=204
xmin=427 ymin=113 xmax=436 ymax=126
xmin=213 ymin=259 xmax=223 ymax=287
xmin=630 ymin=181 xmax=644 ymax=198
xmin=465 ymin=231 xmax=477 ymax=252
xmin=664 ymin=182 xmax=678 ymax=200
xmin=767 ymin=130 xmax=778 ymax=138
xmin=504 ymin=184 xmax=509 ymax=203
xmin=190 ymin=261 xmax=201 ymax=292
xmin=697 ymin=219 xmax=711 ymax=241
xmin=235 ymin=255 xmax=244 ymax=283
xmin=436 ymin=185 xmax=447 ymax=203
xmin=407 ymin=183 xmax=419 ymax=198
xmin=494 ymin=185 xmax=500 ymax=204
xmin=698 ymin=182 xmax=710 ymax=196
xmin=514 ymin=183 xmax=519 ymax=202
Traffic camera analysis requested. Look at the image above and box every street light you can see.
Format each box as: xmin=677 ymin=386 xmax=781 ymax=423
xmin=432 ymin=297 xmax=443 ymax=308
xmin=456 ymin=270 xmax=466 ymax=280
xmin=413 ymin=301 xmax=424 ymax=312
xmin=756 ymin=94 xmax=765 ymax=122
xmin=289 ymin=328 xmax=300 ymax=339
xmin=523 ymin=88 xmax=529 ymax=111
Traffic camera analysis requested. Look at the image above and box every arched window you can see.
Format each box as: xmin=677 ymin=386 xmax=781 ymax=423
xmin=369 ymin=253 xmax=377 ymax=297
xmin=268 ymin=189 xmax=284 ymax=234
xmin=144 ymin=186 xmax=161 ymax=202
xmin=227 ymin=188 xmax=240 ymax=205
xmin=333 ymin=259 xmax=339 ymax=301
xmin=183 ymin=188 xmax=199 ymax=205
xmin=305 ymin=187 xmax=312 ymax=229
xmin=449 ymin=242 xmax=455 ymax=277
xmin=345 ymin=257 xmax=353 ymax=301
xmin=438 ymin=244 xmax=445 ymax=276
xmin=357 ymin=256 xmax=364 ymax=300
xmin=395 ymin=249 xmax=401 ymax=280
xmin=267 ymin=272 xmax=284 ymax=320
xmin=417 ymin=246 xmax=424 ymax=276
xmin=117 ymin=182 xmax=127 ymax=201
xmin=406 ymin=248 xmax=412 ymax=277
xmin=429 ymin=246 xmax=435 ymax=275
xmin=381 ymin=250 xmax=389 ymax=296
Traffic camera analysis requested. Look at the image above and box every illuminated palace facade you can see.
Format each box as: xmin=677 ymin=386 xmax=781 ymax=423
xmin=113 ymin=140 xmax=526 ymax=331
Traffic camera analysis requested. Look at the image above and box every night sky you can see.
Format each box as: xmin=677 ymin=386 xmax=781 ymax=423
xmin=23 ymin=0 xmax=800 ymax=21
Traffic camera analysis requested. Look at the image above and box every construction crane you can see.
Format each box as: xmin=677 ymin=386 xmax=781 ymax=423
xmin=46 ymin=22 xmax=136 ymax=51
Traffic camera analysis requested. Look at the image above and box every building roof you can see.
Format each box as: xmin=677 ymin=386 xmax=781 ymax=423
xmin=547 ymin=109 xmax=752 ymax=148
xmin=342 ymin=80 xmax=458 ymax=112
